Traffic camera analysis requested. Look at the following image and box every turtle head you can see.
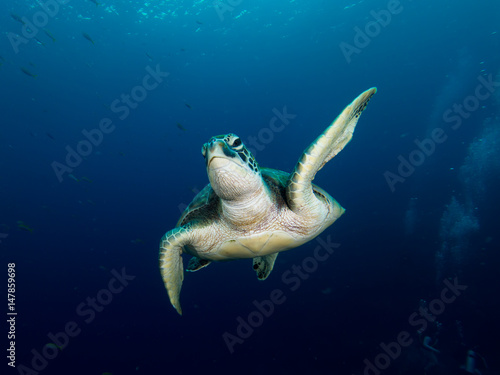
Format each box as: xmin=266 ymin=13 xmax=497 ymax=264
xmin=202 ymin=133 xmax=262 ymax=200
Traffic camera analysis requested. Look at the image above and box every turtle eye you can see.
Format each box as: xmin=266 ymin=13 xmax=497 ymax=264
xmin=231 ymin=137 xmax=242 ymax=148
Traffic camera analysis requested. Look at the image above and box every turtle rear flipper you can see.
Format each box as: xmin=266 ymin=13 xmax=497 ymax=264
xmin=187 ymin=257 xmax=211 ymax=272
xmin=287 ymin=88 xmax=376 ymax=214
xmin=159 ymin=226 xmax=193 ymax=315
xmin=253 ymin=253 xmax=279 ymax=280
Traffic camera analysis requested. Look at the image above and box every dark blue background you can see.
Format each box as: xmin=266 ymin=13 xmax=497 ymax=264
xmin=1 ymin=0 xmax=499 ymax=374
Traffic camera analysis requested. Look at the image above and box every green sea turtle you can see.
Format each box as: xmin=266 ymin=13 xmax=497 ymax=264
xmin=159 ymin=88 xmax=376 ymax=315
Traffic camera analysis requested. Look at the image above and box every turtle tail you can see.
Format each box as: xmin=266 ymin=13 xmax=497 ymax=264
xmin=287 ymin=88 xmax=377 ymax=213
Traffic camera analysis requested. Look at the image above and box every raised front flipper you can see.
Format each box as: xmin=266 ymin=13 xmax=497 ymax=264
xmin=253 ymin=253 xmax=279 ymax=280
xmin=159 ymin=225 xmax=192 ymax=315
xmin=287 ymin=88 xmax=376 ymax=213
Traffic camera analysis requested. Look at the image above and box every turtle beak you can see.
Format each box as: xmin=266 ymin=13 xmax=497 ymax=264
xmin=203 ymin=138 xmax=236 ymax=167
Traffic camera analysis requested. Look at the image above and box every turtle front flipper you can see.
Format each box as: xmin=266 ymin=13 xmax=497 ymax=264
xmin=287 ymin=88 xmax=376 ymax=214
xmin=159 ymin=226 xmax=192 ymax=315
xmin=253 ymin=253 xmax=279 ymax=280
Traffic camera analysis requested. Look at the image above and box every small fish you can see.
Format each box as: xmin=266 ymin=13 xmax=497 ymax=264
xmin=34 ymin=37 xmax=45 ymax=47
xmin=184 ymin=103 xmax=192 ymax=109
xmin=196 ymin=20 xmax=203 ymax=25
xmin=89 ymin=0 xmax=100 ymax=6
xmin=68 ymin=174 xmax=79 ymax=182
xmin=321 ymin=287 xmax=333 ymax=295
xmin=176 ymin=123 xmax=187 ymax=131
xmin=11 ymin=13 xmax=25 ymax=25
xmin=44 ymin=29 xmax=56 ymax=42
xmin=45 ymin=132 xmax=55 ymax=140
xmin=131 ymin=238 xmax=144 ymax=244
xmin=145 ymin=52 xmax=153 ymax=61
xmin=45 ymin=343 xmax=63 ymax=351
xmin=20 ymin=67 xmax=37 ymax=78
xmin=82 ymin=32 xmax=95 ymax=45
xmin=81 ymin=176 xmax=93 ymax=183
xmin=17 ymin=221 xmax=33 ymax=233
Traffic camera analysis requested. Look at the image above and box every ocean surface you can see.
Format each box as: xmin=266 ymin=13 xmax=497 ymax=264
xmin=1 ymin=0 xmax=500 ymax=374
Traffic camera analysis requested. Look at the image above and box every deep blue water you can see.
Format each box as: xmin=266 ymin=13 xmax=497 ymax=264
xmin=1 ymin=0 xmax=500 ymax=374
